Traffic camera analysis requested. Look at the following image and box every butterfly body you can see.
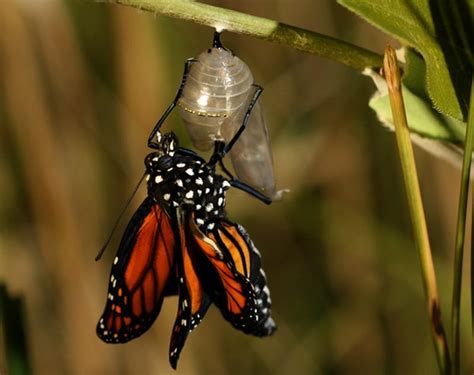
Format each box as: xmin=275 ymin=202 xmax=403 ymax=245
xmin=97 ymin=131 xmax=276 ymax=369
xmin=144 ymin=142 xmax=230 ymax=234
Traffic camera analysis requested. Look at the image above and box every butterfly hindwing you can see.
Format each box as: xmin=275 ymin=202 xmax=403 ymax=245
xmin=188 ymin=217 xmax=276 ymax=337
xmin=97 ymin=197 xmax=176 ymax=343
xmin=214 ymin=221 xmax=275 ymax=335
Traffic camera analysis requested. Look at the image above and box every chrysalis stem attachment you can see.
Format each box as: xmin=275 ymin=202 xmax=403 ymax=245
xmin=95 ymin=173 xmax=146 ymax=261
xmin=213 ymin=30 xmax=223 ymax=49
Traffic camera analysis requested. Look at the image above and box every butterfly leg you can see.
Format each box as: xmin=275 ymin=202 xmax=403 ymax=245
xmin=229 ymin=179 xmax=272 ymax=205
xmin=222 ymin=84 xmax=263 ymax=156
xmin=175 ymin=146 xmax=204 ymax=160
xmin=218 ymin=157 xmax=235 ymax=180
xmin=148 ymin=58 xmax=197 ymax=149
xmin=210 ymin=141 xmax=272 ymax=205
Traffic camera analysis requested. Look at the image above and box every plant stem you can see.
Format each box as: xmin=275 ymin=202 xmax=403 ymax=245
xmin=92 ymin=0 xmax=383 ymax=71
xmin=383 ymin=45 xmax=451 ymax=375
xmin=451 ymin=75 xmax=474 ymax=375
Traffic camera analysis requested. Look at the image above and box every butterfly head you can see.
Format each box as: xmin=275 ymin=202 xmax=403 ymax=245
xmin=155 ymin=131 xmax=179 ymax=157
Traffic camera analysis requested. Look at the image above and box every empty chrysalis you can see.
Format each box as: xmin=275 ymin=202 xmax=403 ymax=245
xmin=176 ymin=31 xmax=286 ymax=201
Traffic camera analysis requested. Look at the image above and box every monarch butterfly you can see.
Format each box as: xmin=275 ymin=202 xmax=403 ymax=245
xmin=148 ymin=31 xmax=287 ymax=201
xmin=96 ymin=128 xmax=276 ymax=369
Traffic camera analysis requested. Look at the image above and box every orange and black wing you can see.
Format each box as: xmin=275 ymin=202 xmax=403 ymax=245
xmin=188 ymin=217 xmax=276 ymax=337
xmin=169 ymin=211 xmax=212 ymax=369
xmin=97 ymin=197 xmax=177 ymax=343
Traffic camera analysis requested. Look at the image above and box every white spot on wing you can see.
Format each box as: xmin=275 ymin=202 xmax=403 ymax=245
xmin=263 ymin=285 xmax=270 ymax=296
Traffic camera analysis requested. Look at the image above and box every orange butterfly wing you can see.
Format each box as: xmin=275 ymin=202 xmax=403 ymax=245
xmin=97 ymin=197 xmax=176 ymax=343
xmin=169 ymin=212 xmax=212 ymax=369
xmin=189 ymin=217 xmax=276 ymax=337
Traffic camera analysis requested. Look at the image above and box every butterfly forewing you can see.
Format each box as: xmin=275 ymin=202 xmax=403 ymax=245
xmin=169 ymin=212 xmax=212 ymax=369
xmin=97 ymin=197 xmax=176 ymax=343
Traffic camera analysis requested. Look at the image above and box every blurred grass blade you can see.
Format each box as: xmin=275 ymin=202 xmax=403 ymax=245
xmin=0 ymin=284 xmax=32 ymax=375
xmin=383 ymin=45 xmax=451 ymax=375
xmin=451 ymin=75 xmax=474 ymax=375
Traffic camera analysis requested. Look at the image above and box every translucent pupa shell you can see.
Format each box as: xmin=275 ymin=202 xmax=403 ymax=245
xmin=177 ymin=42 xmax=282 ymax=199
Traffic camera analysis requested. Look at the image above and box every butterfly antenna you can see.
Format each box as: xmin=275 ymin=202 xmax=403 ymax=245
xmin=95 ymin=173 xmax=146 ymax=261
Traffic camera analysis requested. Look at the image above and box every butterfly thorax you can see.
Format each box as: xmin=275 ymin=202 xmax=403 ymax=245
xmin=144 ymin=151 xmax=230 ymax=233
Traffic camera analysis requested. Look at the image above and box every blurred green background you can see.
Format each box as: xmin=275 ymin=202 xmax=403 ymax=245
xmin=0 ymin=0 xmax=472 ymax=374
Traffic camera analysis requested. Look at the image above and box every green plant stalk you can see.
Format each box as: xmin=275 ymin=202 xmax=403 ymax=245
xmin=384 ymin=46 xmax=451 ymax=375
xmin=451 ymin=75 xmax=474 ymax=375
xmin=91 ymin=0 xmax=383 ymax=71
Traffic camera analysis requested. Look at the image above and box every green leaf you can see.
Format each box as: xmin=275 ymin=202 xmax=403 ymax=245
xmin=338 ymin=0 xmax=473 ymax=122
xmin=366 ymin=68 xmax=465 ymax=142
xmin=402 ymin=48 xmax=428 ymax=100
